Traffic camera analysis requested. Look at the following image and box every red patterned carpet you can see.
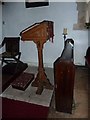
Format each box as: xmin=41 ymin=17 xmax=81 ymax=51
xmin=2 ymin=97 xmax=49 ymax=120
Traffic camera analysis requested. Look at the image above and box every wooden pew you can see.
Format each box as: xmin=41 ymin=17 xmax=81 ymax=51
xmin=54 ymin=39 xmax=75 ymax=114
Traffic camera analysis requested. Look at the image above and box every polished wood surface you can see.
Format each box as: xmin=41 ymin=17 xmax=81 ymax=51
xmin=20 ymin=20 xmax=54 ymax=43
xmin=54 ymin=39 xmax=75 ymax=113
xmin=20 ymin=20 xmax=54 ymax=94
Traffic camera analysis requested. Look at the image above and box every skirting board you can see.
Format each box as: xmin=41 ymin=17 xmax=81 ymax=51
xmin=23 ymin=61 xmax=53 ymax=68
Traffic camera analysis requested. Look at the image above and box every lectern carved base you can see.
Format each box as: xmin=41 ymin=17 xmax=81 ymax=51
xmin=31 ymin=70 xmax=53 ymax=95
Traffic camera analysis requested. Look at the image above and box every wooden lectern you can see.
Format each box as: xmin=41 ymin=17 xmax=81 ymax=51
xmin=20 ymin=20 xmax=54 ymax=94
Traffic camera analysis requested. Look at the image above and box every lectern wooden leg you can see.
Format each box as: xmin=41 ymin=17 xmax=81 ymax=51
xmin=31 ymin=42 xmax=53 ymax=94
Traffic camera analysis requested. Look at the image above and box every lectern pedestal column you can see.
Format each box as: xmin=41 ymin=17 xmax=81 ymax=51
xmin=31 ymin=41 xmax=53 ymax=95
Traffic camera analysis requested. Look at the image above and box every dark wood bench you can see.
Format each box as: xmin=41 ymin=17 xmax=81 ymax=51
xmin=85 ymin=47 xmax=90 ymax=67
xmin=85 ymin=47 xmax=90 ymax=86
xmin=54 ymin=39 xmax=75 ymax=114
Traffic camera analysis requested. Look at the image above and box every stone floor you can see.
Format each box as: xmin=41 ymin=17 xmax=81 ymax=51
xmin=25 ymin=65 xmax=89 ymax=118
xmin=1 ymin=65 xmax=89 ymax=119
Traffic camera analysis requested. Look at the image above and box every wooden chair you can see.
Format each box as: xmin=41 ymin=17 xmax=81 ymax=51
xmin=0 ymin=37 xmax=21 ymax=65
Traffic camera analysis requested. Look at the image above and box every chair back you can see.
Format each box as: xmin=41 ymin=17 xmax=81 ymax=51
xmin=4 ymin=37 xmax=20 ymax=54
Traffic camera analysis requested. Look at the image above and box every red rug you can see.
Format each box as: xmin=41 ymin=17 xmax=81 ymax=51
xmin=2 ymin=97 xmax=49 ymax=120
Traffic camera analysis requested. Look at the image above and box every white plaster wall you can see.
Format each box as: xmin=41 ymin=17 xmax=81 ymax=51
xmin=0 ymin=4 xmax=2 ymax=37
xmin=0 ymin=2 xmax=2 ymax=120
xmin=0 ymin=3 xmax=2 ymax=53
xmin=88 ymin=30 xmax=90 ymax=46
xmin=88 ymin=2 xmax=90 ymax=46
xmin=2 ymin=2 xmax=88 ymax=67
